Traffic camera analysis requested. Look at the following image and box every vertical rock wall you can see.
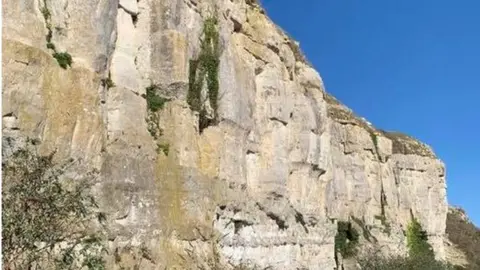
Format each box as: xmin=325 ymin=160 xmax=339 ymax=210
xmin=2 ymin=0 xmax=447 ymax=269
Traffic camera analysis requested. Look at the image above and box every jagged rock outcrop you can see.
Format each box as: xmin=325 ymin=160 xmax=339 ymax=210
xmin=2 ymin=0 xmax=448 ymax=269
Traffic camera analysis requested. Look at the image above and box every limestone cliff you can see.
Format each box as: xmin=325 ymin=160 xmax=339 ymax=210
xmin=2 ymin=0 xmax=448 ymax=269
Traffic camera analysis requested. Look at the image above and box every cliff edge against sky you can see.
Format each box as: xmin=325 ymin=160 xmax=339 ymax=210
xmin=2 ymin=0 xmax=463 ymax=269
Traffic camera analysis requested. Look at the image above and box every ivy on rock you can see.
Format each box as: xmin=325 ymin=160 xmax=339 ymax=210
xmin=188 ymin=16 xmax=221 ymax=133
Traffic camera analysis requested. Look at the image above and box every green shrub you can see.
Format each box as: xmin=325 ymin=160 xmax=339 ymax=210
xmin=407 ymin=217 xmax=435 ymax=260
xmin=46 ymin=42 xmax=56 ymax=51
xmin=157 ymin=143 xmax=170 ymax=156
xmin=335 ymin=221 xmax=359 ymax=258
xmin=142 ymin=85 xmax=169 ymax=148
xmin=142 ymin=85 xmax=169 ymax=112
xmin=41 ymin=2 xmax=74 ymax=70
xmin=358 ymin=216 xmax=454 ymax=270
xmin=358 ymin=253 xmax=455 ymax=270
xmin=370 ymin=132 xmax=380 ymax=159
xmin=2 ymin=138 xmax=107 ymax=269
xmin=146 ymin=116 xmax=161 ymax=140
xmin=53 ymin=52 xmax=73 ymax=69
xmin=187 ymin=16 xmax=221 ymax=132
xmin=188 ymin=59 xmax=203 ymax=112
xmin=41 ymin=6 xmax=51 ymax=20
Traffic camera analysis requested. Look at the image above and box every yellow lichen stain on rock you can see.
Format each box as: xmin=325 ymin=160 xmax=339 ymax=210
xmin=198 ymin=128 xmax=223 ymax=179
xmin=159 ymin=100 xmax=200 ymax=167
xmin=152 ymin=101 xmax=229 ymax=268
xmin=154 ymin=151 xmax=188 ymax=268
xmin=154 ymin=30 xmax=188 ymax=85
xmin=41 ymin=59 xmax=103 ymax=161
xmin=2 ymin=39 xmax=104 ymax=162
xmin=155 ymin=152 xmax=187 ymax=235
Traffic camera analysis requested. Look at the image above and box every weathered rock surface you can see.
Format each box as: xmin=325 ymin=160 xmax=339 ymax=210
xmin=2 ymin=0 xmax=448 ymax=269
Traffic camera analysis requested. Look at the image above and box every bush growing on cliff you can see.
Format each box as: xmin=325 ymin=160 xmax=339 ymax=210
xmin=142 ymin=85 xmax=169 ymax=112
xmin=2 ymin=138 xmax=107 ymax=269
xmin=188 ymin=15 xmax=221 ymax=133
xmin=52 ymin=52 xmax=73 ymax=69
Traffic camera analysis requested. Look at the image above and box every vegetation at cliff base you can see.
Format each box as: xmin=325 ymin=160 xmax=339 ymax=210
xmin=358 ymin=216 xmax=456 ymax=270
xmin=446 ymin=207 xmax=480 ymax=270
xmin=358 ymin=254 xmax=456 ymax=270
xmin=406 ymin=216 xmax=435 ymax=259
xmin=2 ymin=138 xmax=107 ymax=269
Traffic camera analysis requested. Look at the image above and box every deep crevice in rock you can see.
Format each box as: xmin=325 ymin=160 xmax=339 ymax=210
xmin=269 ymin=117 xmax=287 ymax=126
xmin=311 ymin=164 xmax=326 ymax=177
xmin=266 ymin=212 xmax=288 ymax=230
xmin=118 ymin=4 xmax=139 ymax=27
xmin=267 ymin=191 xmax=283 ymax=200
xmin=14 ymin=59 xmax=29 ymax=66
xmin=243 ymin=47 xmax=267 ymax=63
xmin=266 ymin=43 xmax=280 ymax=55
xmin=233 ymin=219 xmax=253 ymax=234
xmin=295 ymin=210 xmax=309 ymax=233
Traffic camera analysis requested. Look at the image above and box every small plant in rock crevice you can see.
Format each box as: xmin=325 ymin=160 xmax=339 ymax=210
xmin=370 ymin=132 xmax=381 ymax=160
xmin=143 ymin=85 xmax=169 ymax=112
xmin=375 ymin=184 xmax=391 ymax=235
xmin=40 ymin=0 xmax=73 ymax=69
xmin=47 ymin=42 xmax=56 ymax=50
xmin=101 ymin=72 xmax=115 ymax=89
xmin=156 ymin=143 xmax=170 ymax=156
xmin=142 ymin=85 xmax=171 ymax=155
xmin=188 ymin=15 xmax=221 ymax=133
xmin=53 ymin=52 xmax=73 ymax=69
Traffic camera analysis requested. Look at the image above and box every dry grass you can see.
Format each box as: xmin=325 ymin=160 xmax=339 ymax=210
xmin=446 ymin=207 xmax=480 ymax=270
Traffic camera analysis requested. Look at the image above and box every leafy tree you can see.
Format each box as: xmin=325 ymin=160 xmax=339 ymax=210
xmin=407 ymin=217 xmax=435 ymax=260
xmin=2 ymin=138 xmax=107 ymax=269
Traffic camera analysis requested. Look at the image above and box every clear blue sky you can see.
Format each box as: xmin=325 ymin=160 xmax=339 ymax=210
xmin=261 ymin=0 xmax=480 ymax=226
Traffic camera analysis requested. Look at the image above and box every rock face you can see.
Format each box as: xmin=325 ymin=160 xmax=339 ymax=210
xmin=2 ymin=0 xmax=448 ymax=269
